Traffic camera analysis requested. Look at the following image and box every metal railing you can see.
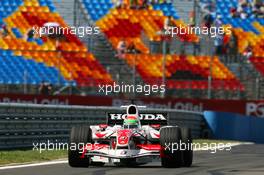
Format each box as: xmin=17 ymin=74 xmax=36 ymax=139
xmin=0 ymin=103 xmax=205 ymax=149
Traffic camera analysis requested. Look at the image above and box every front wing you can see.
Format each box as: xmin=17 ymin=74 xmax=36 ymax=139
xmin=83 ymin=144 xmax=161 ymax=159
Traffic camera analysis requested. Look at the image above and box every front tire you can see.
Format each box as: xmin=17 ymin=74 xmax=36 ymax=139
xmin=160 ymin=127 xmax=182 ymax=168
xmin=68 ymin=126 xmax=92 ymax=167
xmin=181 ymin=127 xmax=193 ymax=167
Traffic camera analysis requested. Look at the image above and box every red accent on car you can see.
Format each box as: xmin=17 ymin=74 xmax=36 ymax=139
xmin=154 ymin=133 xmax=160 ymax=138
xmin=136 ymin=144 xmax=161 ymax=150
xmin=99 ymin=124 xmax=108 ymax=129
xmin=117 ymin=129 xmax=131 ymax=145
xmin=111 ymin=139 xmax=116 ymax=149
xmin=80 ymin=143 xmax=109 ymax=158
xmin=88 ymin=143 xmax=109 ymax=150
xmin=126 ymin=115 xmax=137 ymax=120
xmin=151 ymin=124 xmax=161 ymax=129
xmin=95 ymin=132 xmax=106 ymax=138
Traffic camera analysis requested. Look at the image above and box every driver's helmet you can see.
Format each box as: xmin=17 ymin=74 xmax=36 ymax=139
xmin=123 ymin=115 xmax=139 ymax=129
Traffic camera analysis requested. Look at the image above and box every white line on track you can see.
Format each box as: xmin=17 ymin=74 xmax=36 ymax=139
xmin=0 ymin=160 xmax=67 ymax=170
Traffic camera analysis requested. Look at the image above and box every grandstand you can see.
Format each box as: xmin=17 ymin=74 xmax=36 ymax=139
xmin=0 ymin=0 xmax=263 ymax=99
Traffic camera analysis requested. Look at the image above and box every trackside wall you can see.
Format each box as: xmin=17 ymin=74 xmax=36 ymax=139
xmin=0 ymin=103 xmax=205 ymax=149
xmin=204 ymin=111 xmax=264 ymax=143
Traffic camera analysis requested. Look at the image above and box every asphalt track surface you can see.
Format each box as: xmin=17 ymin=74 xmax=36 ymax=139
xmin=1 ymin=144 xmax=264 ymax=175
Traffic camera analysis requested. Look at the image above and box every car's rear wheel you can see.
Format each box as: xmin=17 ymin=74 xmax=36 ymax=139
xmin=181 ymin=127 xmax=193 ymax=167
xmin=160 ymin=127 xmax=182 ymax=168
xmin=68 ymin=125 xmax=91 ymax=167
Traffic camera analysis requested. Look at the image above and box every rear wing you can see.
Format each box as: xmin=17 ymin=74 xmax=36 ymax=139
xmin=107 ymin=113 xmax=168 ymax=126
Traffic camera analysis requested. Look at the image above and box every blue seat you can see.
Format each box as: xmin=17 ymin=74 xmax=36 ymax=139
xmin=0 ymin=0 xmax=22 ymax=20
xmin=82 ymin=0 xmax=113 ymax=21
xmin=214 ymin=0 xmax=262 ymax=34
xmin=153 ymin=3 xmax=179 ymax=19
xmin=0 ymin=49 xmax=73 ymax=85
xmin=12 ymin=28 xmax=23 ymax=38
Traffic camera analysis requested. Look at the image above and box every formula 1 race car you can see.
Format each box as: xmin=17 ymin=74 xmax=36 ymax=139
xmin=68 ymin=105 xmax=193 ymax=168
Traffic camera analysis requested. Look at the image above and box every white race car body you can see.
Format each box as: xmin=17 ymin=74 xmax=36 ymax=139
xmin=81 ymin=105 xmax=167 ymax=165
xmin=85 ymin=125 xmax=162 ymax=164
xmin=69 ymin=105 xmax=193 ymax=168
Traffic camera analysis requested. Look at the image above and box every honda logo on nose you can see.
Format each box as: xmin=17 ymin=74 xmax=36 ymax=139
xmin=109 ymin=114 xmax=166 ymax=120
xmin=108 ymin=113 xmax=167 ymax=125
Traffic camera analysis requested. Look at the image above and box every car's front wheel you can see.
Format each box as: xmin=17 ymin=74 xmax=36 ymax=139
xmin=160 ymin=127 xmax=182 ymax=168
xmin=68 ymin=125 xmax=91 ymax=167
xmin=181 ymin=127 xmax=193 ymax=167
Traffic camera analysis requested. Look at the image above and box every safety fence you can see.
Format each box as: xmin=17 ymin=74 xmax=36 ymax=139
xmin=0 ymin=103 xmax=205 ymax=149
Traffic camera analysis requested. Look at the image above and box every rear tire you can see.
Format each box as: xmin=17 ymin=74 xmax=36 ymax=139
xmin=181 ymin=127 xmax=193 ymax=167
xmin=68 ymin=126 xmax=92 ymax=167
xmin=160 ymin=127 xmax=182 ymax=168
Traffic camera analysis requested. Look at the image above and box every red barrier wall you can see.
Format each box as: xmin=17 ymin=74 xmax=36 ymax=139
xmin=0 ymin=94 xmax=263 ymax=117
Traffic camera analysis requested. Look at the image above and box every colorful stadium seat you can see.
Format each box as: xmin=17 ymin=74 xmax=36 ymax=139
xmin=96 ymin=8 xmax=198 ymax=52
xmin=0 ymin=0 xmax=250 ymax=92
xmin=209 ymin=0 xmax=264 ymax=76
xmin=82 ymin=0 xmax=113 ymax=21
xmin=124 ymin=54 xmax=243 ymax=90
xmin=81 ymin=0 xmax=242 ymax=91
xmin=0 ymin=0 xmax=113 ymax=86
xmin=0 ymin=49 xmax=69 ymax=85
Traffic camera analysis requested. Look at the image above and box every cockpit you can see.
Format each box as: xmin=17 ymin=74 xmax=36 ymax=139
xmin=123 ymin=114 xmax=140 ymax=129
xmin=122 ymin=105 xmax=141 ymax=129
xmin=123 ymin=123 xmax=139 ymax=129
